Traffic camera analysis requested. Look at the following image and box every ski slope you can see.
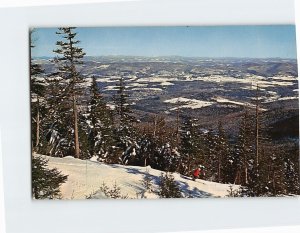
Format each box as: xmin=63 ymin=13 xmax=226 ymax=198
xmin=38 ymin=154 xmax=239 ymax=199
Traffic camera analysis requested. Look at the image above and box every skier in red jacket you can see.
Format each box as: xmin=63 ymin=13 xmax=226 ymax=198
xmin=192 ymin=166 xmax=204 ymax=181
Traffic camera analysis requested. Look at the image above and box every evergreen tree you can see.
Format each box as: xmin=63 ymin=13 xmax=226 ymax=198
xmin=202 ymin=129 xmax=219 ymax=181
xmin=179 ymin=117 xmax=200 ymax=176
xmin=282 ymin=143 xmax=300 ymax=195
xmin=234 ymin=109 xmax=255 ymax=186
xmin=243 ymin=87 xmax=274 ymax=196
xmin=135 ymin=134 xmax=156 ymax=167
xmin=88 ymin=76 xmax=115 ymax=161
xmin=113 ymin=76 xmax=137 ymax=164
xmin=215 ymin=121 xmax=232 ymax=183
xmin=53 ymin=27 xmax=86 ymax=159
xmin=158 ymin=172 xmax=182 ymax=198
xmin=157 ymin=142 xmax=180 ymax=172
xmin=42 ymin=77 xmax=75 ymax=157
xmin=32 ymin=156 xmax=68 ymax=199
xmin=30 ymin=29 xmax=46 ymax=152
xmin=142 ymin=114 xmax=180 ymax=171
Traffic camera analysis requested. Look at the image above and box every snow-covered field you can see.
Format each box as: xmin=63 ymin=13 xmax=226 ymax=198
xmin=39 ymin=155 xmax=238 ymax=199
xmin=164 ymin=97 xmax=213 ymax=110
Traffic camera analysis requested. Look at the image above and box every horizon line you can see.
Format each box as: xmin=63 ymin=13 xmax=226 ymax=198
xmin=32 ymin=55 xmax=297 ymax=60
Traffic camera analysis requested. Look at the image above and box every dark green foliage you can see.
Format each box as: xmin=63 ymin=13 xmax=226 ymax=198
xmin=30 ymin=29 xmax=44 ymax=78
xmin=203 ymin=125 xmax=234 ymax=183
xmin=135 ymin=115 xmax=179 ymax=171
xmin=158 ymin=173 xmax=182 ymax=198
xmin=113 ymin=77 xmax=137 ymax=164
xmin=99 ymin=182 xmax=128 ymax=199
xmin=157 ymin=143 xmax=180 ymax=172
xmin=216 ymin=122 xmax=233 ymax=183
xmin=141 ymin=169 xmax=153 ymax=192
xmin=30 ymin=29 xmax=46 ymax=151
xmin=41 ymin=78 xmax=74 ymax=156
xmin=51 ymin=27 xmax=86 ymax=158
xmin=32 ymin=156 xmax=68 ymax=199
xmin=234 ymin=110 xmax=256 ymax=186
xmin=53 ymin=27 xmax=86 ymax=69
xmin=88 ymin=77 xmax=115 ymax=161
xmin=135 ymin=135 xmax=156 ymax=167
xmin=226 ymin=185 xmax=248 ymax=197
xmin=113 ymin=77 xmax=135 ymax=126
xmin=78 ymin=122 xmax=91 ymax=159
xmin=201 ymin=129 xmax=219 ymax=181
xmin=283 ymin=143 xmax=300 ymax=195
xmin=179 ymin=117 xmax=201 ymax=176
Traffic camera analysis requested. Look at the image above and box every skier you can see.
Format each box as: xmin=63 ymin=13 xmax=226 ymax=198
xmin=192 ymin=165 xmax=204 ymax=181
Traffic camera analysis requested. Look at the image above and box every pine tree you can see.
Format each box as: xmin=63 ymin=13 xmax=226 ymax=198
xmin=53 ymin=27 xmax=86 ymax=159
xmin=158 ymin=172 xmax=182 ymax=198
xmin=215 ymin=121 xmax=232 ymax=183
xmin=30 ymin=29 xmax=45 ymax=152
xmin=41 ymin=76 xmax=75 ymax=157
xmin=140 ymin=114 xmax=179 ymax=171
xmin=179 ymin=117 xmax=200 ymax=176
xmin=234 ymin=109 xmax=255 ymax=186
xmin=88 ymin=76 xmax=115 ymax=161
xmin=157 ymin=142 xmax=180 ymax=172
xmin=222 ymin=146 xmax=236 ymax=184
xmin=32 ymin=156 xmax=68 ymax=199
xmin=243 ymin=86 xmax=274 ymax=196
xmin=282 ymin=143 xmax=300 ymax=195
xmin=113 ymin=76 xmax=137 ymax=164
xmin=135 ymin=134 xmax=155 ymax=167
xmin=202 ymin=129 xmax=219 ymax=181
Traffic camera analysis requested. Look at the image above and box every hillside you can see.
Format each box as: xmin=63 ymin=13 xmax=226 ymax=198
xmin=38 ymin=155 xmax=238 ymax=199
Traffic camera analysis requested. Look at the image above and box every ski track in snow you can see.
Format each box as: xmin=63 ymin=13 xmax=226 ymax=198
xmin=38 ymin=155 xmax=238 ymax=199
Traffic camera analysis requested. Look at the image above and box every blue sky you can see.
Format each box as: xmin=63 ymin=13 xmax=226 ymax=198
xmin=31 ymin=25 xmax=297 ymax=58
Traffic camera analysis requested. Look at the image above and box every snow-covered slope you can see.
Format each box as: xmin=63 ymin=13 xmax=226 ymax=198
xmin=40 ymin=155 xmax=238 ymax=199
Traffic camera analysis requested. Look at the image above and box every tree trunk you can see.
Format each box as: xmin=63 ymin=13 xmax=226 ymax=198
xmin=244 ymin=166 xmax=248 ymax=185
xmin=234 ymin=170 xmax=241 ymax=185
xmin=73 ymin=94 xmax=80 ymax=158
xmin=176 ymin=101 xmax=180 ymax=146
xmin=255 ymin=84 xmax=259 ymax=167
xmin=153 ymin=115 xmax=157 ymax=137
xmin=244 ymin=153 xmax=248 ymax=185
xmin=218 ymin=155 xmax=221 ymax=182
xmin=272 ymin=168 xmax=276 ymax=195
xmin=35 ymin=97 xmax=40 ymax=150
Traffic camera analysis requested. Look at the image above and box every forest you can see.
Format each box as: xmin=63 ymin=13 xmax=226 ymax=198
xmin=31 ymin=27 xmax=299 ymax=199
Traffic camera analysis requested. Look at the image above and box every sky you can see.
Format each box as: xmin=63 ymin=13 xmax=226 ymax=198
xmin=31 ymin=25 xmax=297 ymax=59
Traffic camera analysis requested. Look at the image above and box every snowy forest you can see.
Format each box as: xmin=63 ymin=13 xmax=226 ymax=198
xmin=31 ymin=27 xmax=299 ymax=199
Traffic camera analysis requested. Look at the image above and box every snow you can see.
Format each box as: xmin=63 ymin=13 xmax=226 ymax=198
xmin=131 ymin=87 xmax=163 ymax=92
xmin=278 ymin=96 xmax=298 ymax=101
xmin=127 ymin=83 xmax=148 ymax=87
xmin=97 ymin=64 xmax=110 ymax=69
xmin=272 ymin=76 xmax=297 ymax=81
xmin=164 ymin=97 xmax=213 ymax=110
xmin=183 ymin=75 xmax=297 ymax=89
xmin=137 ymin=77 xmax=178 ymax=83
xmin=213 ymin=97 xmax=267 ymax=111
xmin=96 ymin=76 xmax=120 ymax=83
xmin=160 ymin=81 xmax=174 ymax=86
xmin=214 ymin=97 xmax=254 ymax=107
xmin=104 ymin=86 xmax=120 ymax=91
xmin=106 ymin=103 xmax=116 ymax=110
xmin=38 ymin=155 xmax=238 ymax=199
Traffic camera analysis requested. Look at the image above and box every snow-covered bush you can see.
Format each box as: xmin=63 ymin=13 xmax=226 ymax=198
xmin=32 ymin=156 xmax=68 ymax=199
xmin=158 ymin=172 xmax=182 ymax=198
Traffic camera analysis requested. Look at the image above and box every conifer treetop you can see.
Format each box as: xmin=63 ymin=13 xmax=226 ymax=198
xmin=53 ymin=27 xmax=86 ymax=66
